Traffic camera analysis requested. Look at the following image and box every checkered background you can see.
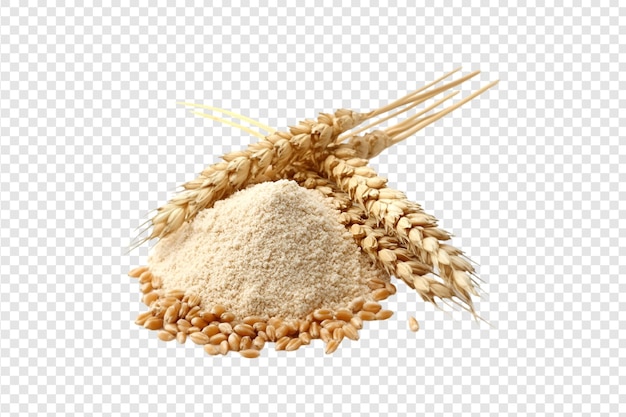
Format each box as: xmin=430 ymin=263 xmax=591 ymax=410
xmin=0 ymin=2 xmax=623 ymax=416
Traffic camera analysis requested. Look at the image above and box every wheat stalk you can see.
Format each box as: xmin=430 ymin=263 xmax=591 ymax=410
xmin=292 ymin=170 xmax=479 ymax=315
xmin=314 ymin=153 xmax=481 ymax=309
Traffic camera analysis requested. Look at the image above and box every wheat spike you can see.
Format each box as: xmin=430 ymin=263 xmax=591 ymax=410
xmin=293 ymin=170 xmax=479 ymax=316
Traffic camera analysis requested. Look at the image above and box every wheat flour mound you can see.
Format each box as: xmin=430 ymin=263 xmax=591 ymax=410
xmin=147 ymin=179 xmax=388 ymax=320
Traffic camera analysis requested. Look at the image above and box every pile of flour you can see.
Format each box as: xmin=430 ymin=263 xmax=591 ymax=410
xmin=148 ymin=180 xmax=387 ymax=319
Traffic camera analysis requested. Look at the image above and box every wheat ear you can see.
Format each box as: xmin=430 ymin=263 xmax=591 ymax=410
xmin=133 ymin=108 xmax=368 ymax=247
xmin=292 ymin=170 xmax=479 ymax=315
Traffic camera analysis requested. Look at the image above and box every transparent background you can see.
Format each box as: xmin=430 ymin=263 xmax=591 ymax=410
xmin=0 ymin=2 xmax=623 ymax=416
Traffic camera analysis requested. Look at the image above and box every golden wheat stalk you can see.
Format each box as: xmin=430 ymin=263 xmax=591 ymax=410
xmin=292 ymin=169 xmax=479 ymax=316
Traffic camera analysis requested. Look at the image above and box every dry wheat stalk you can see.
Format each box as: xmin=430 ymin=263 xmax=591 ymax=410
xmin=292 ymin=169 xmax=478 ymax=314
xmin=312 ymin=155 xmax=480 ymax=311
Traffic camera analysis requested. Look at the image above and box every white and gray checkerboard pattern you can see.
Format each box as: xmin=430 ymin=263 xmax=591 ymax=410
xmin=1 ymin=2 xmax=623 ymax=416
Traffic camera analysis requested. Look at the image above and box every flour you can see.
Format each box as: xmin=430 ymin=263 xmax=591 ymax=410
xmin=147 ymin=180 xmax=387 ymax=320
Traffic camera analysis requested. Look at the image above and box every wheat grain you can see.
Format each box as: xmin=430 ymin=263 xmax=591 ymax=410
xmin=320 ymin=328 xmax=332 ymax=343
xmin=299 ymin=332 xmax=311 ymax=345
xmin=358 ymin=311 xmax=376 ymax=321
xmin=309 ymin=322 xmax=321 ymax=339
xmin=204 ymin=344 xmax=220 ymax=356
xmin=140 ymin=282 xmax=153 ymax=294
xmin=333 ymin=328 xmax=345 ymax=343
xmin=178 ymin=303 xmax=190 ymax=319
xmin=325 ymin=339 xmax=340 ymax=354
xmin=265 ymin=325 xmax=277 ymax=342
xmin=176 ymin=318 xmax=191 ymax=332
xmin=202 ymin=324 xmax=220 ymax=338
xmin=219 ymin=340 xmax=230 ymax=355
xmin=240 ymin=336 xmax=253 ymax=350
xmin=322 ymin=320 xmax=345 ymax=332
xmin=362 ymin=301 xmax=382 ymax=314
xmin=234 ymin=324 xmax=256 ymax=338
xmin=166 ymin=289 xmax=185 ymax=300
xmin=342 ymin=323 xmax=359 ymax=341
xmin=409 ymin=316 xmax=420 ymax=332
xmin=243 ymin=316 xmax=264 ymax=326
xmin=189 ymin=332 xmax=210 ymax=345
xmin=151 ymin=275 xmax=162 ymax=289
xmin=209 ymin=333 xmax=228 ymax=345
xmin=349 ymin=316 xmax=363 ymax=330
xmin=164 ymin=303 xmax=180 ymax=323
xmin=275 ymin=336 xmax=291 ymax=351
xmin=253 ymin=337 xmax=266 ymax=350
xmin=274 ymin=325 xmax=289 ymax=340
xmin=138 ymin=270 xmax=152 ymax=284
xmin=285 ymin=338 xmax=303 ymax=351
xmin=348 ymin=297 xmax=365 ymax=313
xmin=372 ymin=288 xmax=391 ymax=301
xmin=220 ymin=312 xmax=236 ymax=323
xmin=163 ymin=322 xmax=178 ymax=335
xmin=376 ymin=310 xmax=394 ymax=320
xmin=129 ymin=266 xmax=148 ymax=278
xmin=239 ymin=349 xmax=261 ymax=358
xmin=158 ymin=331 xmax=175 ymax=342
xmin=298 ymin=320 xmax=310 ymax=333
xmin=185 ymin=306 xmax=201 ymax=321
xmin=253 ymin=322 xmax=267 ymax=333
xmin=218 ymin=323 xmax=233 ymax=335
xmin=143 ymin=292 xmax=159 ymax=307
xmin=144 ymin=317 xmax=163 ymax=330
xmin=228 ymin=333 xmax=242 ymax=352
xmin=313 ymin=309 xmax=334 ymax=321
xmin=211 ymin=304 xmax=226 ymax=317
xmin=334 ymin=308 xmax=353 ymax=322
xmin=185 ymin=293 xmax=202 ymax=308
xmin=159 ymin=296 xmax=180 ymax=309
xmin=268 ymin=317 xmax=283 ymax=328
xmin=191 ymin=317 xmax=208 ymax=329
xmin=176 ymin=332 xmax=187 ymax=344
xmin=367 ymin=280 xmax=386 ymax=290
xmin=201 ymin=311 xmax=217 ymax=322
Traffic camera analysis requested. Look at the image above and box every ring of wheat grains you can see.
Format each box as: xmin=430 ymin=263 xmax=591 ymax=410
xmin=129 ymin=68 xmax=497 ymax=358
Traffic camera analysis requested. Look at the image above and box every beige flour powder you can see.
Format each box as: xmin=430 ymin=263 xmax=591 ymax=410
xmin=147 ymin=180 xmax=388 ymax=320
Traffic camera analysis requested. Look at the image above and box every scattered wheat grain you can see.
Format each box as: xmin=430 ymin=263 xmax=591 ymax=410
xmin=158 ymin=331 xmax=175 ymax=342
xmin=285 ymin=338 xmax=303 ymax=351
xmin=234 ymin=324 xmax=256 ymax=338
xmin=144 ymin=317 xmax=163 ymax=330
xmin=376 ymin=310 xmax=394 ymax=320
xmin=325 ymin=339 xmax=340 ymax=354
xmin=189 ymin=332 xmax=210 ymax=345
xmin=239 ymin=349 xmax=260 ymax=358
